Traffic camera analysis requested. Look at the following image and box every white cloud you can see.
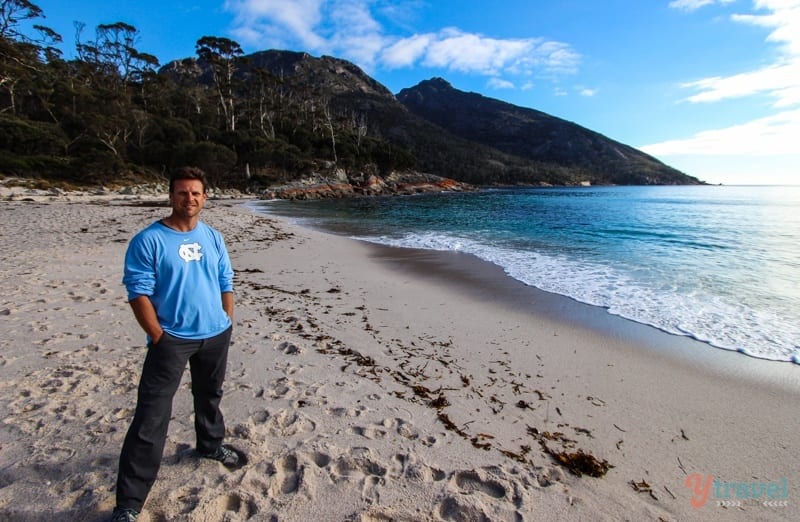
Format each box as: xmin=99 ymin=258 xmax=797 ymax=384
xmin=225 ymin=0 xmax=328 ymax=50
xmin=420 ymin=29 xmax=529 ymax=74
xmin=648 ymin=0 xmax=800 ymax=181
xmin=330 ymin=0 xmax=382 ymax=35
xmin=655 ymin=154 xmax=799 ymax=184
xmin=641 ymin=108 xmax=800 ymax=183
xmin=578 ymin=87 xmax=598 ymax=97
xmin=668 ymin=0 xmax=735 ymax=12
xmin=732 ymin=0 xmax=800 ymax=55
xmin=532 ymin=40 xmax=582 ymax=76
xmin=224 ymin=0 xmax=580 ymax=79
xmin=334 ymin=33 xmax=389 ymax=69
xmin=488 ymin=78 xmax=515 ymax=90
xmin=681 ymin=61 xmax=800 ymax=106
xmin=381 ymin=34 xmax=431 ymax=68
xmin=384 ymin=28 xmax=580 ymax=77
xmin=642 ymin=108 xmax=800 ymax=155
xmin=679 ymin=0 xmax=800 ymax=108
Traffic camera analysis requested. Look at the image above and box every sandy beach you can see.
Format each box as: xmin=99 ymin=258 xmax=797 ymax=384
xmin=1 ymin=192 xmax=798 ymax=521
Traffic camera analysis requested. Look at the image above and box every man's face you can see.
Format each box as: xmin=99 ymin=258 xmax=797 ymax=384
xmin=169 ymin=179 xmax=207 ymax=219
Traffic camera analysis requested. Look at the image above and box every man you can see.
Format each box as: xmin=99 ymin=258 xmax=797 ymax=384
xmin=111 ymin=167 xmax=243 ymax=522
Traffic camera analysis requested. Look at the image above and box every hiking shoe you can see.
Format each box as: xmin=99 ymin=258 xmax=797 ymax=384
xmin=200 ymin=444 xmax=246 ymax=469
xmin=110 ymin=506 xmax=139 ymax=522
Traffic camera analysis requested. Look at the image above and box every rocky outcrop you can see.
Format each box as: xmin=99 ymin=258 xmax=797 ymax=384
xmin=382 ymin=172 xmax=468 ymax=194
xmin=261 ymin=170 xmax=473 ymax=200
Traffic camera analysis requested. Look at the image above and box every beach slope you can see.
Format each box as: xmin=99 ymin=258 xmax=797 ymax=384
xmin=0 ymin=197 xmax=797 ymax=521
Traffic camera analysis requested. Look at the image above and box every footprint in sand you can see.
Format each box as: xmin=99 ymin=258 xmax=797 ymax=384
xmin=236 ymin=410 xmax=279 ymax=443
xmin=275 ymin=340 xmax=302 ymax=355
xmin=269 ymin=382 xmax=291 ymax=399
xmin=362 ymin=475 xmax=384 ymax=504
xmin=325 ymin=405 xmax=364 ymax=418
xmin=166 ymin=485 xmax=203 ymax=515
xmin=203 ymin=491 xmax=259 ymax=520
xmin=249 ymin=409 xmax=270 ymax=425
xmin=383 ymin=417 xmax=420 ymax=440
xmin=67 ymin=290 xmax=95 ymax=303
xmin=333 ymin=448 xmax=386 ymax=478
xmin=452 ymin=469 xmax=508 ymax=499
xmin=269 ymin=454 xmax=303 ymax=495
xmin=350 ymin=417 xmax=422 ymax=442
xmin=534 ymin=465 xmax=566 ymax=487
xmin=437 ymin=496 xmax=495 ymax=522
xmin=265 ymin=409 xmax=316 ymax=437
xmin=350 ymin=425 xmax=388 ymax=440
xmin=34 ymin=446 xmax=76 ymax=464
xmin=297 ymin=448 xmax=331 ymax=470
xmin=399 ymin=459 xmax=447 ymax=483
xmin=330 ymin=450 xmax=388 ymax=494
xmin=266 ymin=376 xmax=308 ymax=400
xmin=360 ymin=509 xmax=422 ymax=522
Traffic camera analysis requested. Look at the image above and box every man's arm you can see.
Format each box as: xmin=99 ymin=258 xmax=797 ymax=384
xmin=222 ymin=291 xmax=234 ymax=322
xmin=129 ymin=295 xmax=164 ymax=344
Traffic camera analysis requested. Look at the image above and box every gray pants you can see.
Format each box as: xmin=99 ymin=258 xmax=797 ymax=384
xmin=115 ymin=326 xmax=232 ymax=511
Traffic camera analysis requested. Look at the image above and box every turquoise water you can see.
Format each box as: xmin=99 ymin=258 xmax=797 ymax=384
xmin=253 ymin=185 xmax=800 ymax=363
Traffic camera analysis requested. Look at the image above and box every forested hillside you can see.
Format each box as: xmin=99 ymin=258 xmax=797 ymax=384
xmin=0 ymin=1 xmax=700 ymax=191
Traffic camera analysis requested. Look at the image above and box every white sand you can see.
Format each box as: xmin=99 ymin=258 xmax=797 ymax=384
xmin=0 ymin=194 xmax=798 ymax=521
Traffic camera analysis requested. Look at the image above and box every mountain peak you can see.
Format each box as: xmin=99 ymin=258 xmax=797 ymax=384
xmin=398 ymin=77 xmax=453 ymax=95
xmin=397 ymin=81 xmax=701 ymax=185
xmin=421 ymin=77 xmax=453 ymax=89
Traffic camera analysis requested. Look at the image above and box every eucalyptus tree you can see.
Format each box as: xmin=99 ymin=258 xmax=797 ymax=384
xmin=75 ymin=21 xmax=158 ymax=94
xmin=0 ymin=0 xmax=43 ymax=40
xmin=70 ymin=21 xmax=160 ymax=162
xmin=0 ymin=0 xmax=61 ymax=115
xmin=195 ymin=36 xmax=243 ymax=132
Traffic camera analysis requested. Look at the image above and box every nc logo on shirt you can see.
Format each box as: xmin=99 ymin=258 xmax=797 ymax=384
xmin=179 ymin=242 xmax=203 ymax=262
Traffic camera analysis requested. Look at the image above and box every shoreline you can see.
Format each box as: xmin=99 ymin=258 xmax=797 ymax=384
xmin=253 ymin=185 xmax=800 ymax=367
xmin=1 ymin=197 xmax=797 ymax=521
xmin=243 ymin=202 xmax=800 ymax=517
xmin=253 ymin=200 xmax=800 ymax=391
xmin=362 ymin=242 xmax=800 ymax=394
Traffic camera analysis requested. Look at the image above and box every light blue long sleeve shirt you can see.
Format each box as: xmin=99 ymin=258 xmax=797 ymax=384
xmin=123 ymin=220 xmax=233 ymax=340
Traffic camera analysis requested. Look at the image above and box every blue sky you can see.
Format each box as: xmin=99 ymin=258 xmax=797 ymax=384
xmin=25 ymin=0 xmax=800 ymax=185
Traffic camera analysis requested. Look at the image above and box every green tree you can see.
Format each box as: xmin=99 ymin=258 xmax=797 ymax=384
xmin=69 ymin=22 xmax=158 ymax=161
xmin=196 ymin=36 xmax=243 ymax=132
xmin=75 ymin=21 xmax=156 ymax=92
xmin=0 ymin=0 xmax=42 ymax=40
xmin=0 ymin=0 xmax=61 ymax=115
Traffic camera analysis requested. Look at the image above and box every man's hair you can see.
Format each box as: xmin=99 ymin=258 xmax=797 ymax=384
xmin=169 ymin=166 xmax=209 ymax=194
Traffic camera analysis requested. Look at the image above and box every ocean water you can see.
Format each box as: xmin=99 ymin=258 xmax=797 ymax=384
xmin=253 ymin=185 xmax=800 ymax=364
